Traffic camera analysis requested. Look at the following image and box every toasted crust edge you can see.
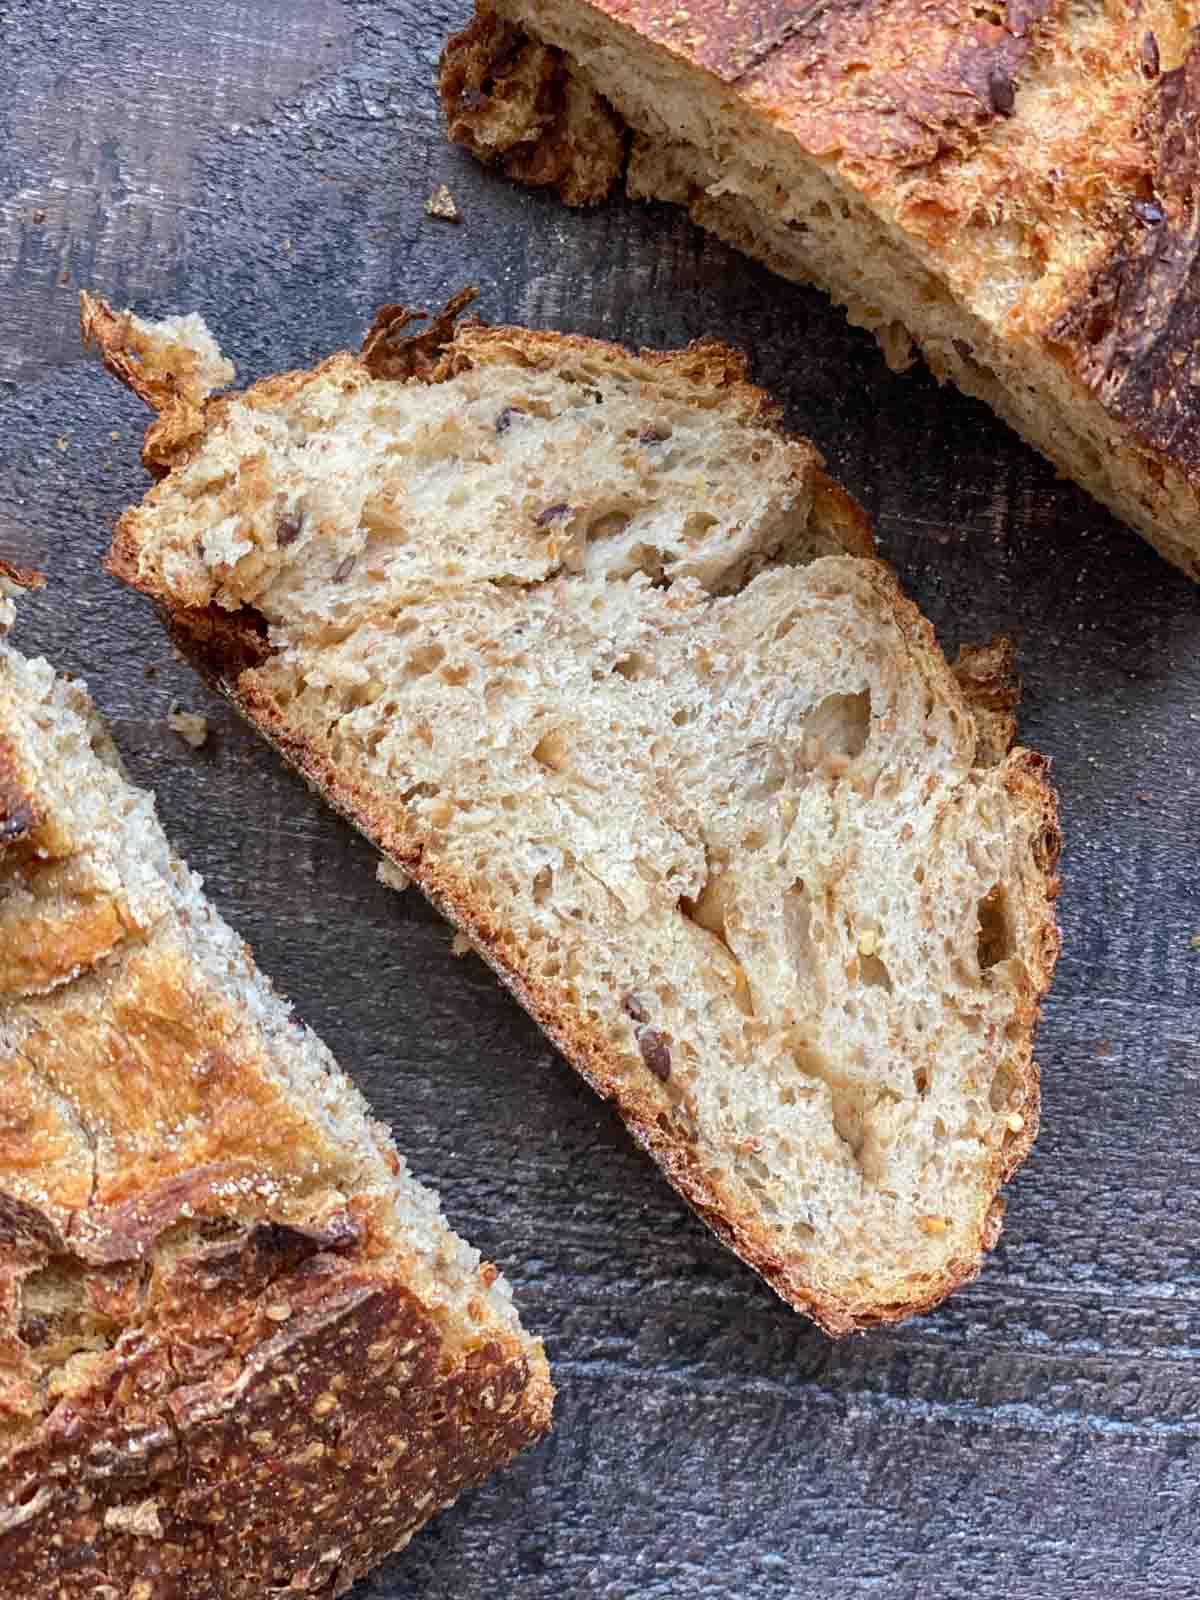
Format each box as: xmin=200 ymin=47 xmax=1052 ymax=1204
xmin=2 ymin=1258 xmax=552 ymax=1600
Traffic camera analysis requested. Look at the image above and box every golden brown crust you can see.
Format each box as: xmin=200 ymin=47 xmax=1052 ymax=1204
xmin=0 ymin=735 xmax=44 ymax=858
xmin=0 ymin=635 xmax=552 ymax=1594
xmin=440 ymin=11 xmax=626 ymax=204
xmin=0 ymin=562 xmax=46 ymax=595
xmin=1047 ymin=45 xmax=1200 ymax=497
xmin=564 ymin=0 xmax=1057 ymax=168
xmin=952 ymin=634 xmax=1020 ymax=766
xmin=808 ymin=469 xmax=876 ymax=560
xmin=80 ymin=293 xmax=213 ymax=478
xmin=452 ymin=2 xmax=1200 ymax=571
xmin=360 ymin=287 xmax=485 ymax=380
xmin=2 ymin=1257 xmax=549 ymax=1600
xmin=94 ymin=298 xmax=1056 ymax=1334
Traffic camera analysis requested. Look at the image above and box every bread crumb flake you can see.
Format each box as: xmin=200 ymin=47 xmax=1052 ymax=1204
xmin=168 ymin=703 xmax=209 ymax=749
xmin=425 ymin=184 xmax=461 ymax=223
xmin=376 ymin=858 xmax=411 ymax=893
xmin=105 ymin=1500 xmax=163 ymax=1539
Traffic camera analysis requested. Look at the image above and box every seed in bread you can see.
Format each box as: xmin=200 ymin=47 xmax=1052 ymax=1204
xmin=87 ymin=291 xmax=1062 ymax=1335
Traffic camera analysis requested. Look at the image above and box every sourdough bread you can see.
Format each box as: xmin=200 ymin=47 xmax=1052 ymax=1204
xmin=0 ymin=567 xmax=551 ymax=1599
xmin=87 ymin=293 xmax=1061 ymax=1334
xmin=442 ymin=1 xmax=1200 ymax=580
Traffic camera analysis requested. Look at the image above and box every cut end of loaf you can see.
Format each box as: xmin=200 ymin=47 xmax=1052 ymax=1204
xmin=442 ymin=1 xmax=1200 ymax=579
xmin=91 ymin=291 xmax=1060 ymax=1335
xmin=0 ymin=593 xmax=550 ymax=1596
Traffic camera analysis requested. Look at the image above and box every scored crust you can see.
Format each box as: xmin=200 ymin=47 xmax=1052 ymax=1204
xmin=0 ymin=603 xmax=551 ymax=1598
xmin=86 ymin=293 xmax=1061 ymax=1334
xmin=442 ymin=0 xmax=1200 ymax=577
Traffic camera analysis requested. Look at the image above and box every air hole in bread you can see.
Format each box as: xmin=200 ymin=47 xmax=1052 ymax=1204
xmin=680 ymin=853 xmax=732 ymax=942
xmin=406 ymin=643 xmax=445 ymax=677
xmin=977 ymin=885 xmax=1013 ymax=971
xmin=531 ymin=728 xmax=570 ymax=773
xmin=913 ymin=1067 xmax=930 ymax=1096
xmin=805 ymin=690 xmax=871 ymax=759
xmin=859 ymin=952 xmax=893 ymax=992
xmin=613 ymin=651 xmax=651 ymax=681
xmin=783 ymin=879 xmax=817 ymax=980
xmin=623 ymin=543 xmax=670 ymax=586
xmin=684 ymin=512 xmax=719 ymax=543
xmin=793 ymin=1048 xmax=871 ymax=1168
xmin=441 ymin=663 xmax=470 ymax=687
xmin=830 ymin=1086 xmax=867 ymax=1162
xmin=588 ymin=510 xmax=632 ymax=542
xmin=18 ymin=1258 xmax=118 ymax=1367
xmin=989 ymin=1065 xmax=1018 ymax=1112
xmin=532 ymin=866 xmax=553 ymax=905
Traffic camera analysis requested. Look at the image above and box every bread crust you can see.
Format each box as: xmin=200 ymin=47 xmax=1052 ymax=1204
xmin=0 ymin=627 xmax=552 ymax=1597
xmin=3 ymin=1255 xmax=547 ymax=1600
xmin=89 ymin=295 xmax=1060 ymax=1334
xmin=1047 ymin=45 xmax=1200 ymax=499
xmin=445 ymin=1 xmax=1200 ymax=574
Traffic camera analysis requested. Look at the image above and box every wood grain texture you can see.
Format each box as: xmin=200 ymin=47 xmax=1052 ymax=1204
xmin=3 ymin=1 xmax=1200 ymax=1595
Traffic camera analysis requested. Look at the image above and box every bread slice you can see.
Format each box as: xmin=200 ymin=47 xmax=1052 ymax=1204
xmin=86 ymin=291 xmax=1061 ymax=1334
xmin=442 ymin=2 xmax=1200 ymax=580
xmin=0 ymin=568 xmax=551 ymax=1600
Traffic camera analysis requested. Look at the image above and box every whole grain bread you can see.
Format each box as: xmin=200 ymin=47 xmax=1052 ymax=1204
xmin=0 ymin=567 xmax=551 ymax=1600
xmin=86 ymin=292 xmax=1061 ymax=1334
xmin=442 ymin=1 xmax=1200 ymax=580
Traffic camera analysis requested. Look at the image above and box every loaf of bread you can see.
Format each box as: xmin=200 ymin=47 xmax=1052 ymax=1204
xmin=86 ymin=290 xmax=1061 ymax=1334
xmin=0 ymin=567 xmax=551 ymax=1599
xmin=442 ymin=2 xmax=1200 ymax=580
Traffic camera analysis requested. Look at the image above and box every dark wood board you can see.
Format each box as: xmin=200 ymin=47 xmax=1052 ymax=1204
xmin=3 ymin=2 xmax=1200 ymax=1595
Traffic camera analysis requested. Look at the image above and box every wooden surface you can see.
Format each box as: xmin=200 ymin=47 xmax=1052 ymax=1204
xmin=4 ymin=3 xmax=1200 ymax=1595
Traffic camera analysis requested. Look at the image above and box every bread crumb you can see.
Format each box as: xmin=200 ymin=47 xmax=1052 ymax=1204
xmin=264 ymin=1301 xmax=292 ymax=1322
xmin=1006 ymin=1113 xmax=1025 ymax=1133
xmin=857 ymin=929 xmax=879 ymax=956
xmin=452 ymin=931 xmax=473 ymax=957
xmin=425 ymin=184 xmax=462 ymax=223
xmin=167 ymin=703 xmax=209 ymax=749
xmin=105 ymin=1500 xmax=163 ymax=1539
xmin=56 ymin=437 xmax=68 ymax=451
xmin=1135 ymin=791 xmax=1153 ymax=803
xmin=918 ymin=1215 xmax=950 ymax=1235
xmin=376 ymin=859 xmax=411 ymax=893
xmin=1190 ymin=934 xmax=1200 ymax=950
